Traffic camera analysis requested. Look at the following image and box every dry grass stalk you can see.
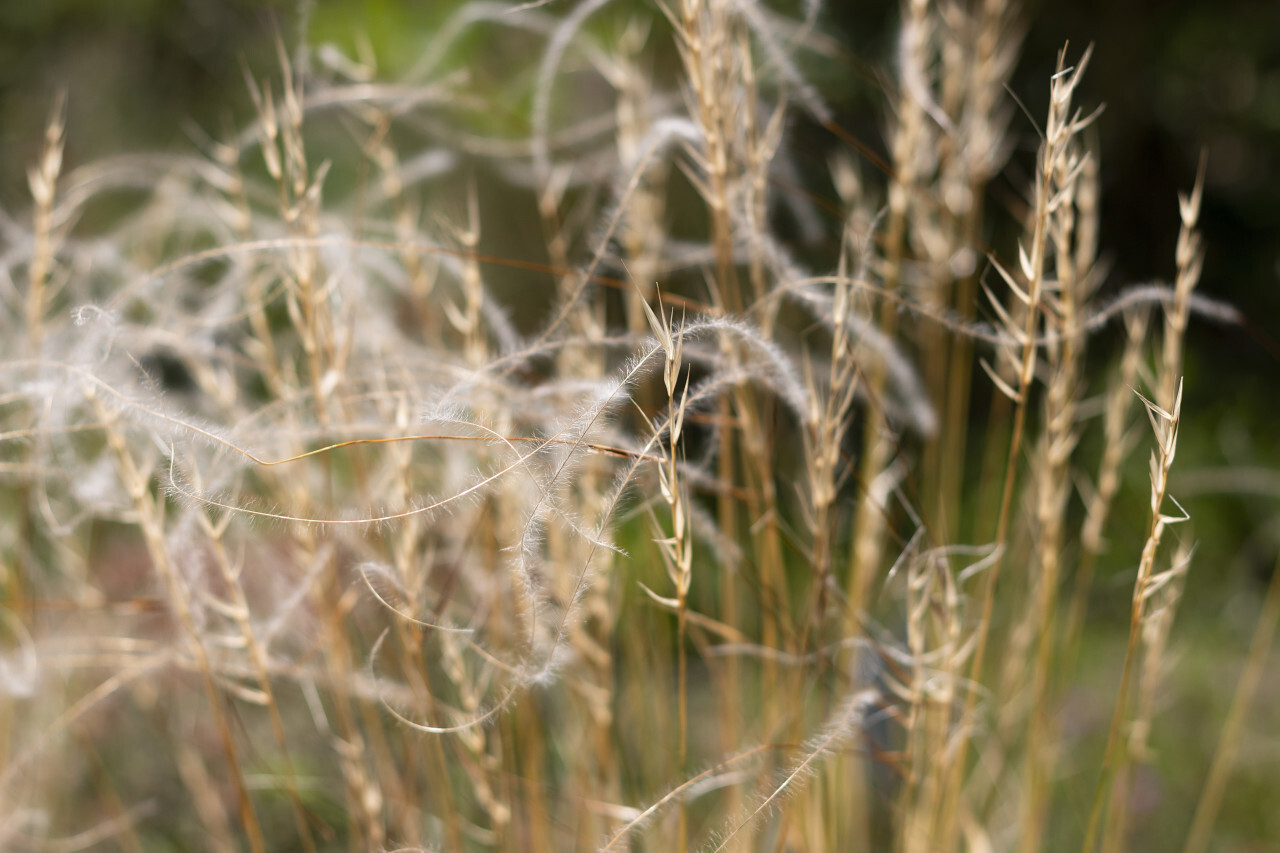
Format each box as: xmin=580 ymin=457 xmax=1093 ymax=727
xmin=939 ymin=43 xmax=1098 ymax=846
xmin=25 ymin=93 xmax=66 ymax=355
xmin=1083 ymin=378 xmax=1187 ymax=852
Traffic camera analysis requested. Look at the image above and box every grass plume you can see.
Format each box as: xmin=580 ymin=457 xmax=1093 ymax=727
xmin=1 ymin=2 xmax=1273 ymax=851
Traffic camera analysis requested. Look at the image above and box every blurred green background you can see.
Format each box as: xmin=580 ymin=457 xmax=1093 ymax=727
xmin=1 ymin=0 xmax=1276 ymax=846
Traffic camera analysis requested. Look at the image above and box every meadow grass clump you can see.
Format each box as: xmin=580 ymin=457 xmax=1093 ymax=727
xmin=1 ymin=1 xmax=1276 ymax=851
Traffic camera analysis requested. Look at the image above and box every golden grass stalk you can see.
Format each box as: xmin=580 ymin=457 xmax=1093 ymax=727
xmin=941 ymin=43 xmax=1098 ymax=846
xmin=1082 ymin=379 xmax=1186 ymax=853
xmin=25 ymin=93 xmax=65 ymax=355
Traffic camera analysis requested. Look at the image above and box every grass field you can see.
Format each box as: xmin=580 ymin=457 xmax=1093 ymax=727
xmin=1 ymin=1 xmax=1277 ymax=851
